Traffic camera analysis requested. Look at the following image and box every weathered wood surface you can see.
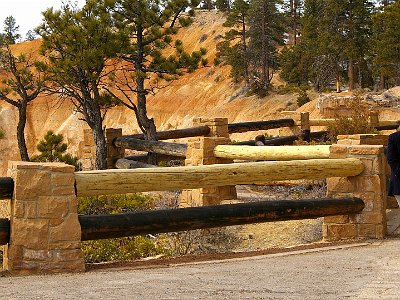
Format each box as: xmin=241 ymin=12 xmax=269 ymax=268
xmin=375 ymin=124 xmax=399 ymax=131
xmin=114 ymin=137 xmax=187 ymax=157
xmin=124 ymin=154 xmax=184 ymax=163
xmin=115 ymin=159 xmax=157 ymax=169
xmin=214 ymin=145 xmax=331 ymax=161
xmin=309 ymin=119 xmax=337 ymax=126
xmin=79 ymin=197 xmax=364 ymax=241
xmin=0 ymin=218 xmax=10 ymax=245
xmin=228 ymin=119 xmax=295 ymax=133
xmin=0 ymin=177 xmax=13 ymax=200
xmin=75 ymin=158 xmax=364 ymax=197
xmin=123 ymin=126 xmax=211 ymax=141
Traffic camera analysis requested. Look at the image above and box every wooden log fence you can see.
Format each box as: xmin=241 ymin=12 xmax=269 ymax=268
xmin=75 ymin=158 xmax=364 ymax=197
xmin=214 ymin=145 xmax=331 ymax=161
xmin=79 ymin=197 xmax=364 ymax=241
xmin=228 ymin=119 xmax=295 ymax=133
xmin=123 ymin=126 xmax=211 ymax=141
xmin=0 ymin=177 xmax=13 ymax=200
xmin=114 ymin=137 xmax=187 ymax=157
xmin=0 ymin=218 xmax=9 ymax=245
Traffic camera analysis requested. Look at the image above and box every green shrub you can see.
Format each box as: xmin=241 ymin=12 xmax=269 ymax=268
xmin=78 ymin=193 xmax=156 ymax=215
xmin=297 ymin=89 xmax=311 ymax=107
xmin=327 ymin=97 xmax=376 ymax=142
xmin=82 ymin=236 xmax=167 ymax=263
xmin=31 ymin=131 xmax=81 ymax=171
xmin=78 ymin=193 xmax=169 ymax=263
xmin=0 ymin=128 xmax=4 ymax=139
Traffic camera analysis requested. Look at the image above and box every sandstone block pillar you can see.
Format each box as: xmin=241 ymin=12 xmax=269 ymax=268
xmin=106 ymin=128 xmax=124 ymax=169
xmin=79 ymin=129 xmax=96 ymax=170
xmin=279 ymin=111 xmax=301 ymax=136
xmin=4 ymin=162 xmax=85 ymax=275
xmin=325 ymin=140 xmax=387 ymax=240
xmin=180 ymin=117 xmax=237 ymax=207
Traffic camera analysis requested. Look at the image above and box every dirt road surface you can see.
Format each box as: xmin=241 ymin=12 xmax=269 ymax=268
xmin=1 ymin=239 xmax=400 ymax=299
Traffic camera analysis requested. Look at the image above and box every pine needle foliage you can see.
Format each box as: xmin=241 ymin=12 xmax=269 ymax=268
xmin=30 ymin=131 xmax=81 ymax=171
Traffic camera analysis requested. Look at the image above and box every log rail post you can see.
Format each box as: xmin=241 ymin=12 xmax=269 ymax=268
xmin=325 ymin=135 xmax=388 ymax=240
xmin=180 ymin=117 xmax=237 ymax=207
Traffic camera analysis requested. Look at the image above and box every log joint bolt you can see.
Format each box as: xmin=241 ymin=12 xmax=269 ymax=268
xmin=180 ymin=118 xmax=237 ymax=207
xmin=325 ymin=135 xmax=388 ymax=240
xmin=4 ymin=161 xmax=85 ymax=275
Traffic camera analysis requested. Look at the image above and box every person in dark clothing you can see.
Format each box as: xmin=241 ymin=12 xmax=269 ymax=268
xmin=387 ymin=130 xmax=400 ymax=206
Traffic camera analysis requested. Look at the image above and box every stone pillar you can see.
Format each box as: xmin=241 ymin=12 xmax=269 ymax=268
xmin=106 ymin=128 xmax=124 ymax=169
xmin=180 ymin=118 xmax=237 ymax=207
xmin=369 ymin=111 xmax=379 ymax=128
xmin=79 ymin=129 xmax=96 ymax=171
xmin=325 ymin=140 xmax=387 ymax=240
xmin=4 ymin=162 xmax=85 ymax=275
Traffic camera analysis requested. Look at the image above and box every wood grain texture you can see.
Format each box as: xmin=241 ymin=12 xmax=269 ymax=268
xmin=75 ymin=158 xmax=364 ymax=197
xmin=114 ymin=137 xmax=187 ymax=157
xmin=213 ymin=145 xmax=331 ymax=160
xmin=79 ymin=197 xmax=365 ymax=241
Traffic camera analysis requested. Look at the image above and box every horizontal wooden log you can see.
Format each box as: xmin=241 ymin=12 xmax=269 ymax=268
xmin=79 ymin=197 xmax=364 ymax=241
xmin=115 ymin=159 xmax=157 ymax=169
xmin=263 ymin=135 xmax=299 ymax=146
xmin=75 ymin=158 xmax=364 ymax=197
xmin=123 ymin=126 xmax=210 ymax=141
xmin=377 ymin=120 xmax=399 ymax=126
xmin=375 ymin=124 xmax=399 ymax=131
xmin=309 ymin=119 xmax=337 ymax=126
xmin=124 ymin=154 xmax=184 ymax=163
xmin=214 ymin=145 xmax=331 ymax=161
xmin=228 ymin=119 xmax=295 ymax=133
xmin=0 ymin=177 xmax=13 ymax=200
xmin=114 ymin=137 xmax=187 ymax=157
xmin=0 ymin=218 xmax=10 ymax=245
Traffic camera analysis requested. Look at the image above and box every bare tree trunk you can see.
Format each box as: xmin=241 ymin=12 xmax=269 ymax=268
xmin=17 ymin=101 xmax=29 ymax=161
xmin=348 ymin=57 xmax=354 ymax=91
xmin=242 ymin=16 xmax=250 ymax=86
xmin=136 ymin=25 xmax=158 ymax=165
xmin=92 ymin=123 xmax=107 ymax=170
xmin=335 ymin=63 xmax=341 ymax=93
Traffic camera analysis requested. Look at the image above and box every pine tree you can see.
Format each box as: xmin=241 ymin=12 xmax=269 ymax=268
xmin=373 ymin=0 xmax=400 ymax=88
xmin=37 ymin=0 xmax=123 ymax=169
xmin=31 ymin=131 xmax=81 ymax=170
xmin=0 ymin=40 xmax=47 ymax=161
xmin=3 ymin=16 xmax=20 ymax=44
xmin=107 ymin=0 xmax=205 ymax=163
xmin=248 ymin=0 xmax=285 ymax=91
xmin=216 ymin=0 xmax=250 ymax=85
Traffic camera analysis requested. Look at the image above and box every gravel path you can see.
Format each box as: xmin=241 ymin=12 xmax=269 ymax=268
xmin=1 ymin=239 xmax=400 ymax=299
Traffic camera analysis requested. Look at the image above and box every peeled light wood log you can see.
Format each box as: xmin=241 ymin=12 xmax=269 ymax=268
xmin=114 ymin=137 xmax=187 ymax=157
xmin=228 ymin=119 xmax=295 ymax=133
xmin=75 ymin=158 xmax=364 ymax=197
xmin=309 ymin=119 xmax=337 ymax=126
xmin=123 ymin=126 xmax=210 ymax=141
xmin=0 ymin=177 xmax=13 ymax=200
xmin=115 ymin=158 xmax=157 ymax=169
xmin=79 ymin=197 xmax=364 ymax=241
xmin=0 ymin=218 xmax=10 ymax=245
xmin=214 ymin=145 xmax=331 ymax=161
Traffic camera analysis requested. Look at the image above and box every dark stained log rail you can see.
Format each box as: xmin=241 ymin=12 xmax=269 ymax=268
xmin=123 ymin=126 xmax=211 ymax=141
xmin=375 ymin=124 xmax=399 ymax=131
xmin=0 ymin=218 xmax=10 ymax=245
xmin=114 ymin=137 xmax=187 ymax=157
xmin=79 ymin=197 xmax=364 ymax=241
xmin=228 ymin=119 xmax=295 ymax=134
xmin=232 ymin=131 xmax=329 ymax=147
xmin=0 ymin=177 xmax=13 ymax=200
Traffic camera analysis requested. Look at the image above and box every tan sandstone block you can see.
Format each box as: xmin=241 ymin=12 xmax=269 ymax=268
xmin=349 ymin=145 xmax=383 ymax=156
xmin=49 ymin=213 xmax=81 ymax=243
xmin=350 ymin=212 xmax=385 ymax=224
xmin=324 ymin=224 xmax=357 ymax=239
xmin=11 ymin=219 xmax=49 ymax=249
xmin=23 ymin=249 xmax=53 ymax=261
xmin=357 ymin=224 xmax=377 ymax=238
xmin=51 ymin=173 xmax=75 ymax=187
xmin=14 ymin=170 xmax=51 ymax=200
xmin=324 ymin=215 xmax=349 ymax=224
xmin=352 ymin=192 xmax=376 ymax=212
xmin=355 ymin=175 xmax=381 ymax=192
xmin=38 ymin=196 xmax=70 ymax=219
xmin=327 ymin=177 xmax=355 ymax=193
